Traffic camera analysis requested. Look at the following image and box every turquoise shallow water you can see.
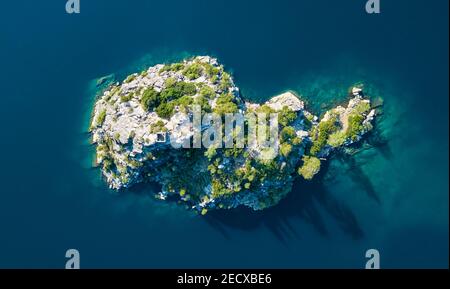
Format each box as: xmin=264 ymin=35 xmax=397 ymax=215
xmin=0 ymin=0 xmax=448 ymax=268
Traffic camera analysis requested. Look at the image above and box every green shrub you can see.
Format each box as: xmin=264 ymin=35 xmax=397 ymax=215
xmin=96 ymin=109 xmax=107 ymax=126
xmin=182 ymin=82 xmax=197 ymax=95
xmin=280 ymin=143 xmax=293 ymax=157
xmin=278 ymin=106 xmax=297 ymax=126
xmin=175 ymin=95 xmax=194 ymax=112
xmin=160 ymin=81 xmax=196 ymax=101
xmin=210 ymin=75 xmax=219 ymax=83
xmin=327 ymin=130 xmax=347 ymax=147
xmin=195 ymin=95 xmax=212 ymax=113
xmin=310 ymin=117 xmax=339 ymax=155
xmin=159 ymin=63 xmax=185 ymax=74
xmin=256 ymin=104 xmax=275 ymax=115
xmin=201 ymin=63 xmax=220 ymax=78
xmin=141 ymin=81 xmax=197 ymax=117
xmin=124 ymin=74 xmax=137 ymax=83
xmin=140 ymin=88 xmax=160 ymax=111
xmin=150 ymin=120 xmax=167 ymax=133
xmin=298 ymin=156 xmax=321 ymax=180
xmin=164 ymin=77 xmax=177 ymax=88
xmin=280 ymin=126 xmax=296 ymax=143
xmin=346 ymin=114 xmax=365 ymax=141
xmin=120 ymin=92 xmax=133 ymax=102
xmin=354 ymin=101 xmax=371 ymax=114
xmin=155 ymin=102 xmax=175 ymax=119
xmin=292 ymin=136 xmax=302 ymax=145
xmin=159 ymin=65 xmax=170 ymax=73
xmin=110 ymin=86 xmax=121 ymax=96
xmin=213 ymin=93 xmax=238 ymax=114
xmin=199 ymin=86 xmax=216 ymax=99
xmin=182 ymin=63 xmax=203 ymax=80
xmin=219 ymin=72 xmax=232 ymax=91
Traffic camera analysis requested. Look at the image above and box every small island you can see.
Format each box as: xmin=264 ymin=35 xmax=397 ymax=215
xmin=90 ymin=56 xmax=376 ymax=214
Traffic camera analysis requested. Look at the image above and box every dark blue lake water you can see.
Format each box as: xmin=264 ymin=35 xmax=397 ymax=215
xmin=0 ymin=0 xmax=448 ymax=268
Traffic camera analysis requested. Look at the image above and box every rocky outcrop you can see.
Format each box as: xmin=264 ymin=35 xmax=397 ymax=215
xmin=265 ymin=91 xmax=304 ymax=111
xmin=90 ymin=56 xmax=377 ymax=213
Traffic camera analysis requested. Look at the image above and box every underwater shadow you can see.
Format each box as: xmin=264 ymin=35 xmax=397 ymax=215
xmin=335 ymin=151 xmax=381 ymax=205
xmin=204 ymin=161 xmax=365 ymax=244
xmin=127 ymin=181 xmax=162 ymax=196
xmin=367 ymin=129 xmax=394 ymax=160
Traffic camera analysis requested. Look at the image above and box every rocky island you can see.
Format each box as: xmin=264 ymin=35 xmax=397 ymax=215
xmin=90 ymin=56 xmax=376 ymax=214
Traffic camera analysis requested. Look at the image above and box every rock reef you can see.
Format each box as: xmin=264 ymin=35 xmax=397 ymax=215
xmin=90 ymin=56 xmax=377 ymax=213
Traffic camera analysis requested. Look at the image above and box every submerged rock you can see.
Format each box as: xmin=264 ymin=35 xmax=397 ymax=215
xmin=96 ymin=74 xmax=115 ymax=87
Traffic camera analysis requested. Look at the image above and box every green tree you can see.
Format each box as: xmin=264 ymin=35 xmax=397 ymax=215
xmin=280 ymin=126 xmax=296 ymax=143
xmin=182 ymin=63 xmax=203 ymax=80
xmin=280 ymin=143 xmax=293 ymax=157
xmin=346 ymin=114 xmax=365 ymax=140
xmin=199 ymin=86 xmax=216 ymax=99
xmin=298 ymin=156 xmax=321 ymax=180
xmin=160 ymin=81 xmax=196 ymax=101
xmin=310 ymin=117 xmax=339 ymax=155
xmin=140 ymin=88 xmax=160 ymax=111
xmin=213 ymin=93 xmax=238 ymax=114
xmin=155 ymin=102 xmax=175 ymax=119
xmin=201 ymin=63 xmax=220 ymax=78
xmin=278 ymin=106 xmax=297 ymax=126
xmin=120 ymin=92 xmax=133 ymax=102
xmin=219 ymin=72 xmax=232 ymax=91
